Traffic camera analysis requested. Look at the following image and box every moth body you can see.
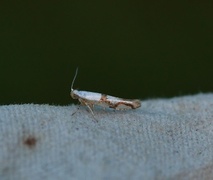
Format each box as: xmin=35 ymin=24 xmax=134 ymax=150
xmin=70 ymin=68 xmax=141 ymax=120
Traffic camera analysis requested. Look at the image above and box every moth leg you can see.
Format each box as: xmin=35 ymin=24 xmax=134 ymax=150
xmin=71 ymin=104 xmax=80 ymax=116
xmin=71 ymin=99 xmax=86 ymax=116
xmin=85 ymin=103 xmax=98 ymax=122
xmin=79 ymin=99 xmax=98 ymax=122
xmin=71 ymin=99 xmax=81 ymax=116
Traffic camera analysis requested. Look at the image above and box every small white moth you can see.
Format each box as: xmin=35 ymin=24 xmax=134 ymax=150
xmin=70 ymin=68 xmax=141 ymax=120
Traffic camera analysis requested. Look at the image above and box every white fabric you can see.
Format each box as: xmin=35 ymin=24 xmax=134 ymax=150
xmin=0 ymin=93 xmax=213 ymax=180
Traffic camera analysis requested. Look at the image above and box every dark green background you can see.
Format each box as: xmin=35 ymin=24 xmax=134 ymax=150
xmin=0 ymin=1 xmax=213 ymax=105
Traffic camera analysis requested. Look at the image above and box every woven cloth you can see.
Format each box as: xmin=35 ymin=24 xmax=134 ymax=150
xmin=0 ymin=93 xmax=213 ymax=180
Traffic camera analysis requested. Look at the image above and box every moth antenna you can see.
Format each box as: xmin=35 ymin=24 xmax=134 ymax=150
xmin=71 ymin=67 xmax=78 ymax=91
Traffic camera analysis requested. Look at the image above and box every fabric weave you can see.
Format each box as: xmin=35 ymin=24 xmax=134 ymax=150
xmin=0 ymin=93 xmax=213 ymax=180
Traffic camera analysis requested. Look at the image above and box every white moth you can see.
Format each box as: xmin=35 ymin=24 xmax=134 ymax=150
xmin=70 ymin=68 xmax=141 ymax=120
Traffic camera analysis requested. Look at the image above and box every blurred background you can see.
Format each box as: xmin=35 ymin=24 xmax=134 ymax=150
xmin=0 ymin=1 xmax=213 ymax=105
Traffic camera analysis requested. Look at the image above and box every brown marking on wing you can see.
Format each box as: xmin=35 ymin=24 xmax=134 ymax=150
xmin=110 ymin=100 xmax=141 ymax=109
xmin=100 ymin=94 xmax=107 ymax=101
xmin=100 ymin=94 xmax=116 ymax=107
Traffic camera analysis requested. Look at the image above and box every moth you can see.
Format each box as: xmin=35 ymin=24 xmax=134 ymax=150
xmin=70 ymin=68 xmax=141 ymax=120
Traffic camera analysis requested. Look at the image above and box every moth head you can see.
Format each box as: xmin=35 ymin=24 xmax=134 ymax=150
xmin=70 ymin=90 xmax=79 ymax=99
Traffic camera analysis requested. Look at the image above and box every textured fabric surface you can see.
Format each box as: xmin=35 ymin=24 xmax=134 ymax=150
xmin=0 ymin=93 xmax=213 ymax=180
